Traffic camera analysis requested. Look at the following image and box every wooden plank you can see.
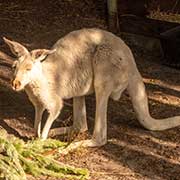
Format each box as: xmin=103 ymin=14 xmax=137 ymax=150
xmin=119 ymin=15 xmax=179 ymax=38
xmin=119 ymin=15 xmax=180 ymax=68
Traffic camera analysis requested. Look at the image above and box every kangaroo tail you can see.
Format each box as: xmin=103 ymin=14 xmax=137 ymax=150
xmin=127 ymin=69 xmax=180 ymax=131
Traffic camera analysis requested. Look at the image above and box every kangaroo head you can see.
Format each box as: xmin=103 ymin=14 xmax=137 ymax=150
xmin=1 ymin=37 xmax=56 ymax=91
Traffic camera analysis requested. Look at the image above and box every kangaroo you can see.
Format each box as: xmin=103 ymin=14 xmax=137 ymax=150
xmin=0 ymin=28 xmax=179 ymax=147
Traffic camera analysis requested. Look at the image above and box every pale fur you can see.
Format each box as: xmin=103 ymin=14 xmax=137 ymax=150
xmin=1 ymin=28 xmax=180 ymax=147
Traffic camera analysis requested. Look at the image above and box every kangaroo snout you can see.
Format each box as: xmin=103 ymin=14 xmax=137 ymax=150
xmin=12 ymin=79 xmax=21 ymax=90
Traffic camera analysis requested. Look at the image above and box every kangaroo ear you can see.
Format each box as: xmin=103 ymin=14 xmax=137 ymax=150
xmin=3 ymin=37 xmax=29 ymax=57
xmin=31 ymin=49 xmax=56 ymax=62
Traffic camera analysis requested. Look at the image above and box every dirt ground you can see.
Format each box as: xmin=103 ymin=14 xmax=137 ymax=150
xmin=0 ymin=1 xmax=180 ymax=180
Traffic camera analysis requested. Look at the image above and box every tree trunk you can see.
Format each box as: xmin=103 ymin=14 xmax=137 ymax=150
xmin=107 ymin=0 xmax=119 ymax=33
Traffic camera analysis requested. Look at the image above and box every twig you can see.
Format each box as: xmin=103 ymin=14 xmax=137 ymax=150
xmin=172 ymin=0 xmax=180 ymax=12
xmin=91 ymin=171 xmax=138 ymax=176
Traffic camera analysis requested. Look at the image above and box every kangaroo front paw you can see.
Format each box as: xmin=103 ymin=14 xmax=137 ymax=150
xmin=40 ymin=131 xmax=49 ymax=140
xmin=33 ymin=129 xmax=41 ymax=139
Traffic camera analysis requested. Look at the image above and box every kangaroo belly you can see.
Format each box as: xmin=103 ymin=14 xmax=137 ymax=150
xmin=60 ymin=81 xmax=94 ymax=99
xmin=59 ymin=69 xmax=94 ymax=99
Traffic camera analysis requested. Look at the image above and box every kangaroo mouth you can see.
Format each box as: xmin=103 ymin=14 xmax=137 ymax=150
xmin=12 ymin=86 xmax=24 ymax=91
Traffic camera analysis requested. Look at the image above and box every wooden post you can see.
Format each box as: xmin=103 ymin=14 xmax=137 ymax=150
xmin=107 ymin=0 xmax=119 ymax=33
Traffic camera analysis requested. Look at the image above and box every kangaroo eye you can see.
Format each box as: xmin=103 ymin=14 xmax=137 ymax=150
xmin=12 ymin=64 xmax=16 ymax=70
xmin=26 ymin=64 xmax=32 ymax=71
xmin=26 ymin=67 xmax=32 ymax=71
xmin=12 ymin=61 xmax=18 ymax=69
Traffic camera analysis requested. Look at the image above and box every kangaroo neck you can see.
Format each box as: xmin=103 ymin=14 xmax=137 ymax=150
xmin=24 ymin=65 xmax=51 ymax=105
xmin=28 ymin=74 xmax=47 ymax=91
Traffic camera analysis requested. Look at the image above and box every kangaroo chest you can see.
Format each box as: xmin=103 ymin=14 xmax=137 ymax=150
xmin=25 ymin=81 xmax=51 ymax=108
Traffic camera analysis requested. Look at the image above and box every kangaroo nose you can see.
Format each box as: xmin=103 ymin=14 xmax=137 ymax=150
xmin=12 ymin=80 xmax=21 ymax=90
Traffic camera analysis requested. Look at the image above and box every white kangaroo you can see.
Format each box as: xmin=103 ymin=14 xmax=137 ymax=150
xmin=0 ymin=28 xmax=179 ymax=147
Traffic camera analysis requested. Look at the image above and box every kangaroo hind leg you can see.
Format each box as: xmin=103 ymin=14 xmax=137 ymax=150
xmin=49 ymin=96 xmax=87 ymax=137
xmin=110 ymin=82 xmax=128 ymax=101
xmin=60 ymin=84 xmax=111 ymax=155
